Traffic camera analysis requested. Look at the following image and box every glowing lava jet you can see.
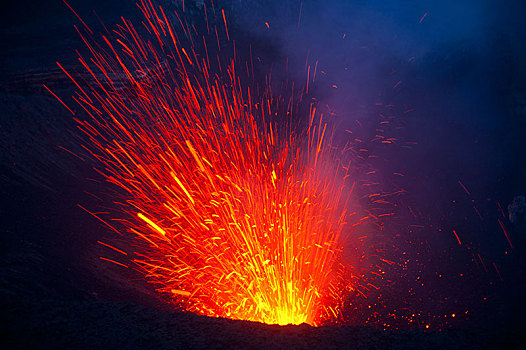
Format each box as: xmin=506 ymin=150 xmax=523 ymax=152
xmin=52 ymin=1 xmax=366 ymax=326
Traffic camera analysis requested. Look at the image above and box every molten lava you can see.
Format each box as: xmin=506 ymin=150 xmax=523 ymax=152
xmin=54 ymin=0 xmax=366 ymax=326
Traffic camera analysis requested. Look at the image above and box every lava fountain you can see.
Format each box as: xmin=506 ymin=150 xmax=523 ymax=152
xmin=50 ymin=0 xmax=371 ymax=326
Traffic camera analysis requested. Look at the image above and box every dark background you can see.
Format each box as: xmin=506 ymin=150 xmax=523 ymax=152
xmin=1 ymin=0 xmax=525 ymax=348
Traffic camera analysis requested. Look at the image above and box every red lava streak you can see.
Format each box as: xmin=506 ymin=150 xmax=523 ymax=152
xmin=52 ymin=1 xmax=378 ymax=326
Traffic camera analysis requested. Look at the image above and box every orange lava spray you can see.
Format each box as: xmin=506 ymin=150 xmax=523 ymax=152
xmin=55 ymin=1 xmax=367 ymax=326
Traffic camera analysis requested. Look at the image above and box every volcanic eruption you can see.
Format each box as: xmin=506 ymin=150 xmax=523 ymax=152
xmin=47 ymin=0 xmax=383 ymax=326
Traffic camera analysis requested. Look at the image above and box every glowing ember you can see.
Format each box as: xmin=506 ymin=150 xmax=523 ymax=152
xmin=52 ymin=1 xmax=367 ymax=326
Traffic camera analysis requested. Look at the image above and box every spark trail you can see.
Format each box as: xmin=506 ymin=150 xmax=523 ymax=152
xmin=54 ymin=0 xmax=372 ymax=326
